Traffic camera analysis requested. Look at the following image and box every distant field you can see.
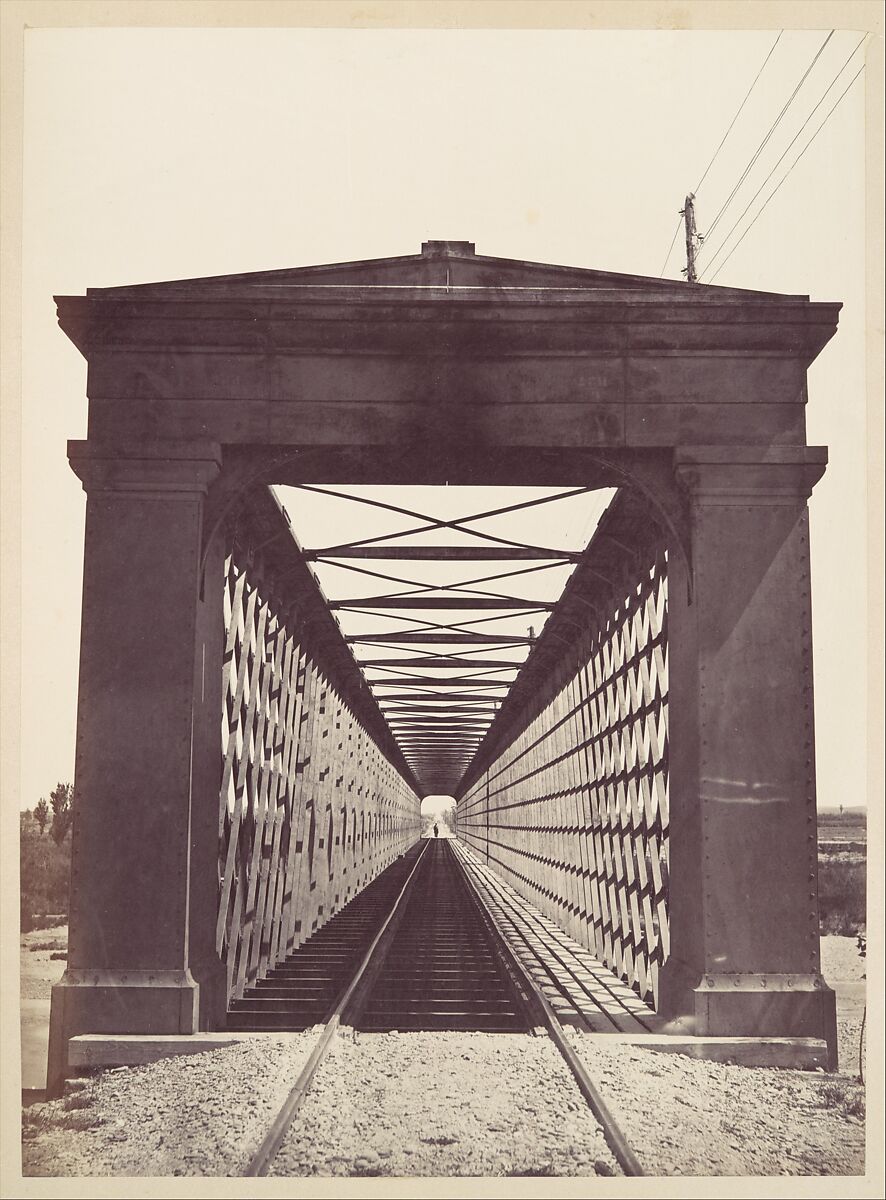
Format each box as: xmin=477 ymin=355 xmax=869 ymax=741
xmin=818 ymin=808 xmax=866 ymax=844
xmin=816 ymin=810 xmax=866 ymax=935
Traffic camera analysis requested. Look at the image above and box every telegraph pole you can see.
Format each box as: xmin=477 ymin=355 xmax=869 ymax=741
xmin=682 ymin=193 xmax=699 ymax=283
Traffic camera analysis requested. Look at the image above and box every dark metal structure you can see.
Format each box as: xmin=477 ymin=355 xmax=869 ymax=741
xmin=48 ymin=240 xmax=840 ymax=1088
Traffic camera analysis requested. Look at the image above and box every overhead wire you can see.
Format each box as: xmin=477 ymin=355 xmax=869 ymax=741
xmin=658 ymin=218 xmax=684 ymax=278
xmin=700 ymin=34 xmax=868 ymax=280
xmin=695 ymin=30 xmax=785 ymax=194
xmin=658 ymin=30 xmax=783 ymax=277
xmin=707 ymin=62 xmax=865 ymax=283
xmin=698 ymin=30 xmax=835 ymax=252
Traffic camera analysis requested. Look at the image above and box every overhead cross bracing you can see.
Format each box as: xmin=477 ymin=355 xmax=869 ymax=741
xmin=274 ymin=484 xmax=617 ymax=796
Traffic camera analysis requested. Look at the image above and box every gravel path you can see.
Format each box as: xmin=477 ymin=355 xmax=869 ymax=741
xmin=565 ymin=1030 xmax=865 ymax=1177
xmin=269 ymin=1031 xmax=620 ymax=1178
xmin=22 ymin=1034 xmax=316 ymax=1177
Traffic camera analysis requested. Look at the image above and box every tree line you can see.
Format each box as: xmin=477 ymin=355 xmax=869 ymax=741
xmin=21 ymin=782 xmax=73 ymax=931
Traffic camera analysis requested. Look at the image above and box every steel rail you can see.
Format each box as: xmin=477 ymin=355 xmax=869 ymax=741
xmin=244 ymin=837 xmax=642 ymax=1179
xmin=243 ymin=841 xmax=430 ymax=1177
xmin=449 ymin=843 xmax=645 ymax=1177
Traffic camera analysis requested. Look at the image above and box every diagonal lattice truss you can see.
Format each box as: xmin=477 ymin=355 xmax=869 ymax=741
xmin=286 ymin=484 xmax=616 ymax=796
xmin=218 ymin=490 xmax=421 ymax=1002
xmin=456 ymin=542 xmax=669 ymax=1010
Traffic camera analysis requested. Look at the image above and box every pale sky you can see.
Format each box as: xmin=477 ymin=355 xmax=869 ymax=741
xmin=18 ymin=26 xmax=870 ymax=809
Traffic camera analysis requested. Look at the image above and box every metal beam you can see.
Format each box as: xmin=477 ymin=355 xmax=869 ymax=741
xmin=395 ymin=732 xmax=483 ymax=739
xmin=395 ymin=725 xmax=485 ymax=732
xmin=357 ymin=657 xmax=526 ymax=668
xmin=405 ymin=756 xmax=474 ymax=762
xmin=372 ymin=696 xmax=504 ymax=700
xmin=388 ymin=710 xmax=494 ymax=718
xmin=396 ymin=736 xmax=488 ymax=743
xmin=379 ymin=698 xmax=500 ymax=705
xmin=379 ymin=694 xmax=500 ymax=700
xmin=389 ymin=724 xmax=491 ymax=732
xmin=308 ymin=546 xmax=580 ymax=561
xmin=367 ymin=681 xmax=513 ymax=691
xmin=382 ymin=709 xmax=499 ymax=718
xmin=347 ymin=633 xmax=535 ymax=644
xmin=332 ymin=596 xmax=554 ymax=610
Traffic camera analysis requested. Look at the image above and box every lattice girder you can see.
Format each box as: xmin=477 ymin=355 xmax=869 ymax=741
xmin=457 ymin=548 xmax=669 ymax=1009
xmin=218 ymin=535 xmax=421 ymax=1005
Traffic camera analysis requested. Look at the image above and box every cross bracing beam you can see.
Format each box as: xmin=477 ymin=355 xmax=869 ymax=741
xmin=386 ymin=707 xmax=497 ymax=716
xmin=396 ymin=724 xmax=480 ymax=734
xmin=404 ymin=751 xmax=488 ymax=759
xmin=378 ymin=693 xmax=501 ymax=700
xmin=289 ymin=482 xmax=597 ymax=555
xmin=381 ymin=705 xmax=499 ymax=715
xmin=405 ymin=756 xmax=484 ymax=764
xmin=398 ymin=739 xmax=483 ymax=746
xmin=378 ymin=694 xmax=501 ymax=703
xmin=391 ymin=713 xmax=494 ymax=720
xmin=364 ymin=681 xmax=513 ymax=691
xmin=393 ymin=729 xmax=485 ymax=736
xmin=401 ymin=745 xmax=487 ymax=752
xmin=308 ymin=546 xmax=580 ymax=561
xmin=400 ymin=739 xmax=484 ymax=744
xmin=355 ymin=662 xmax=528 ymax=672
xmin=370 ymin=692 xmax=506 ymax=702
xmin=399 ymin=748 xmax=482 ymax=754
xmin=376 ymin=696 xmax=499 ymax=700
xmin=346 ymin=633 xmax=535 ymax=644
xmin=400 ymin=739 xmax=484 ymax=745
xmin=394 ymin=735 xmax=492 ymax=742
xmin=382 ymin=712 xmax=499 ymax=721
xmin=378 ymin=695 xmax=501 ymax=702
xmin=388 ymin=722 xmax=495 ymax=730
xmin=407 ymin=759 xmax=476 ymax=765
xmin=331 ymin=597 xmax=554 ymax=610
xmin=409 ymin=744 xmax=477 ymax=750
xmin=387 ymin=716 xmax=493 ymax=724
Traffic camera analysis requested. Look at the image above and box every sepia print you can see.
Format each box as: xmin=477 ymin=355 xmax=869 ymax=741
xmin=5 ymin=3 xmax=881 ymax=1195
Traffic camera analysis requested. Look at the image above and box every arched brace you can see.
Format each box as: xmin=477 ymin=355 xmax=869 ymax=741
xmin=581 ymin=450 xmax=693 ymax=605
xmin=199 ymin=443 xmax=693 ymax=602
xmin=198 ymin=448 xmax=307 ymax=598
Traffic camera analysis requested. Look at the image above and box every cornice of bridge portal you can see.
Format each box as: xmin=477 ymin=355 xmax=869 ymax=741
xmin=54 ymin=241 xmax=841 ymax=364
xmin=54 ymin=243 xmax=841 ymax=457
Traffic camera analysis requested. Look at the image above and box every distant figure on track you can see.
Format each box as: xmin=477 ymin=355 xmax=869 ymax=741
xmin=433 ymin=823 xmax=439 ymax=838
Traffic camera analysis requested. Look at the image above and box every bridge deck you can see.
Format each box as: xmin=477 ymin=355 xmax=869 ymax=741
xmin=450 ymin=840 xmax=657 ymax=1033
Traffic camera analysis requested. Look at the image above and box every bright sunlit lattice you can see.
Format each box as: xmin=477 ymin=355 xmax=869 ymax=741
xmin=218 ymin=517 xmax=420 ymax=1004
xmin=456 ymin=548 xmax=669 ymax=1010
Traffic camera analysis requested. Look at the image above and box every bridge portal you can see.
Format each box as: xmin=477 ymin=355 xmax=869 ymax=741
xmin=48 ymin=240 xmax=840 ymax=1087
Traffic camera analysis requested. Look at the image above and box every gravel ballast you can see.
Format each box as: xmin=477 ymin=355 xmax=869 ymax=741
xmin=565 ymin=1030 xmax=865 ymax=1177
xmin=269 ymin=1030 xmax=620 ymax=1178
xmin=20 ymin=935 xmax=866 ymax=1178
xmin=22 ymin=1034 xmax=316 ymax=1177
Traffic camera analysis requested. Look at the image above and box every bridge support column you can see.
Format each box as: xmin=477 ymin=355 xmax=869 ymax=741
xmin=661 ymin=446 xmax=837 ymax=1065
xmin=47 ymin=440 xmax=223 ymax=1093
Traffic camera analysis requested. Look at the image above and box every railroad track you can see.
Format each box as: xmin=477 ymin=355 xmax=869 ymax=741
xmin=241 ymin=839 xmax=642 ymax=1177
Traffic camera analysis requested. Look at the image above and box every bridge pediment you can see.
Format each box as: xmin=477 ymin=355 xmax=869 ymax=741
xmin=55 ymin=241 xmax=840 ymax=470
xmin=82 ymin=239 xmax=807 ymax=300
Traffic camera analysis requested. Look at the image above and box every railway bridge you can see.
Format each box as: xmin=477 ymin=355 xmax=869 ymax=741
xmin=48 ymin=240 xmax=840 ymax=1091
